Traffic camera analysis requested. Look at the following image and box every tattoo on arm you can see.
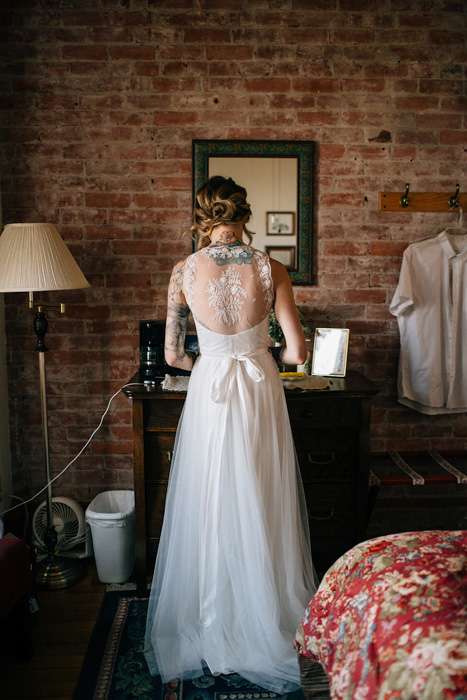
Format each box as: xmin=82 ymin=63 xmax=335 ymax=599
xmin=165 ymin=301 xmax=189 ymax=360
xmin=168 ymin=260 xmax=186 ymax=302
xmin=165 ymin=260 xmax=194 ymax=367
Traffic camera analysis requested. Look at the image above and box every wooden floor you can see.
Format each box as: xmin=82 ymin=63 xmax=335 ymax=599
xmin=2 ymin=558 xmax=107 ymax=700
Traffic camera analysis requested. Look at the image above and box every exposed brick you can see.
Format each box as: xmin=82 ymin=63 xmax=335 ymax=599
xmin=319 ymin=144 xmax=345 ymax=159
xmin=296 ymin=112 xmax=339 ymax=125
xmin=370 ymin=242 xmax=408 ymax=256
xmin=279 ymin=28 xmax=329 ymax=44
xmin=440 ymin=131 xmax=466 ymax=145
xmin=1 ymin=0 xmax=465 ymax=499
xmin=429 ymin=31 xmax=465 ymax=45
xmin=321 ymin=194 xmax=366 ymax=207
xmin=61 ymin=45 xmax=108 ymax=61
xmin=206 ymin=45 xmax=253 ymax=60
xmin=331 ymin=29 xmax=375 ymax=44
xmin=245 ymin=78 xmax=291 ymax=92
xmin=109 ymin=46 xmax=156 ymax=61
xmin=364 ymin=64 xmax=408 ymax=78
xmin=324 ymin=242 xmax=370 ymax=256
xmin=153 ymin=111 xmax=198 ymax=126
xmin=184 ymin=28 xmax=230 ymax=43
xmin=420 ymin=79 xmax=464 ymax=95
xmin=105 ymin=274 xmax=152 ymax=288
xmin=395 ymin=96 xmax=439 ymax=111
xmin=151 ymin=77 xmax=197 ymax=92
xmin=293 ymin=78 xmax=339 ymax=93
xmin=111 ymin=241 xmax=156 ymax=256
xmin=339 ymin=0 xmax=380 ymax=9
xmin=85 ymin=193 xmax=131 ymax=208
xmin=341 ymin=79 xmax=385 ymax=92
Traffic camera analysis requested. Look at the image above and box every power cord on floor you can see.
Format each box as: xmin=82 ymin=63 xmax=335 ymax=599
xmin=0 ymin=382 xmax=146 ymax=519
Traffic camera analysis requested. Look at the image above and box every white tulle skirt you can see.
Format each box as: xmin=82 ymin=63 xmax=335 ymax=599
xmin=144 ymin=332 xmax=317 ymax=694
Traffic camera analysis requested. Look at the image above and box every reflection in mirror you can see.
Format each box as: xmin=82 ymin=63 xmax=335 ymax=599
xmin=209 ymin=157 xmax=298 ymax=267
xmin=311 ymin=328 xmax=350 ymax=377
xmin=193 ymin=140 xmax=314 ymax=285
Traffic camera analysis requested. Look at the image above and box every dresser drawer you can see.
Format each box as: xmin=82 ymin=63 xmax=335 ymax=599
xmin=294 ymin=429 xmax=359 ymax=482
xmin=144 ymin=432 xmax=175 ymax=482
xmin=304 ymin=483 xmax=357 ymax=539
xmin=144 ymin=398 xmax=184 ymax=431
xmin=287 ymin=397 xmax=361 ymax=429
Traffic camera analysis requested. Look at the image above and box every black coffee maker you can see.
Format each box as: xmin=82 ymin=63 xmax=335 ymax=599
xmin=139 ymin=320 xmax=166 ymax=380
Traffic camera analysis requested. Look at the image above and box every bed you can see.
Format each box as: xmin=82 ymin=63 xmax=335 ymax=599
xmin=294 ymin=530 xmax=467 ymax=700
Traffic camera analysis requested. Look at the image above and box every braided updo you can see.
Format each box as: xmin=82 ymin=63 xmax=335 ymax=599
xmin=188 ymin=176 xmax=254 ymax=250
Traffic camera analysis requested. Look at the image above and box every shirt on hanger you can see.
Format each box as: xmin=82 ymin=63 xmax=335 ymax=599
xmin=389 ymin=231 xmax=467 ymax=414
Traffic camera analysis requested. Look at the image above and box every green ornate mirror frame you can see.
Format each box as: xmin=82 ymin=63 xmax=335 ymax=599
xmin=192 ymin=140 xmax=314 ymax=285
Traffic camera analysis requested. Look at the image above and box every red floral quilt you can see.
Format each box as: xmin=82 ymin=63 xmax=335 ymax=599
xmin=294 ymin=530 xmax=467 ymax=700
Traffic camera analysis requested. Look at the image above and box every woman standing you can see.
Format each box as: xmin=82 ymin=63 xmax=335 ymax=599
xmin=144 ymin=176 xmax=316 ymax=694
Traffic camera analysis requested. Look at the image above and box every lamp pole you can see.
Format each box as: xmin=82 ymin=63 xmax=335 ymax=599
xmin=31 ymin=299 xmax=83 ymax=589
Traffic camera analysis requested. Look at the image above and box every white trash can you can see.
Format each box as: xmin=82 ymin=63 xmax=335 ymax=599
xmin=85 ymin=490 xmax=135 ymax=583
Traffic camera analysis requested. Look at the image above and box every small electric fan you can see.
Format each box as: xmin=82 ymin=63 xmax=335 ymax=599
xmin=33 ymin=496 xmax=93 ymax=560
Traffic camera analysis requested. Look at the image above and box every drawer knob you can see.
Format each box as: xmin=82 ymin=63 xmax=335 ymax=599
xmin=167 ymin=450 xmax=173 ymax=462
xmin=308 ymin=507 xmax=334 ymax=521
xmin=308 ymin=451 xmax=335 ymax=465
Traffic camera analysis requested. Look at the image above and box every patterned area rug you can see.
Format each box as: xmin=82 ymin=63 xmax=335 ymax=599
xmin=73 ymin=591 xmax=330 ymax=700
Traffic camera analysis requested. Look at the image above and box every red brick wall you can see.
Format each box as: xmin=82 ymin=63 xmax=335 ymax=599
xmin=1 ymin=0 xmax=466 ymax=504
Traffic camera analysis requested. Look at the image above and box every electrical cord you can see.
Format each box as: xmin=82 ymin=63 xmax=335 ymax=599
xmin=0 ymin=382 xmax=145 ymax=518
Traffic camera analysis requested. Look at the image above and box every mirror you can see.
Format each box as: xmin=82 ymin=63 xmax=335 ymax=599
xmin=193 ymin=140 xmax=314 ymax=285
xmin=311 ymin=328 xmax=350 ymax=377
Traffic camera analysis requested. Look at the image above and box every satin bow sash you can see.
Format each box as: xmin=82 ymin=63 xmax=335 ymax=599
xmin=203 ymin=348 xmax=269 ymax=403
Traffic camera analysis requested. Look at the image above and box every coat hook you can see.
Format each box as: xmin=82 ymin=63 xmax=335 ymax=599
xmin=449 ymin=183 xmax=460 ymax=209
xmin=400 ymin=183 xmax=410 ymax=208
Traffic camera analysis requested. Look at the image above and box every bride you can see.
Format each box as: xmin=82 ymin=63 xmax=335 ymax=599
xmin=144 ymin=175 xmax=317 ymax=694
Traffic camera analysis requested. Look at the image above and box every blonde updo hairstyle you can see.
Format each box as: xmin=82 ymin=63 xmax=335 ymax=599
xmin=188 ymin=176 xmax=254 ymax=250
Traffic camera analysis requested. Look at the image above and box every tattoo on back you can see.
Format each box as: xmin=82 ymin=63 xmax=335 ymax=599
xmin=207 ymin=243 xmax=254 ymax=267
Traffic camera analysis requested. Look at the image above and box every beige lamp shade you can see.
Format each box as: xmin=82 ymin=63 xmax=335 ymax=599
xmin=0 ymin=223 xmax=90 ymax=292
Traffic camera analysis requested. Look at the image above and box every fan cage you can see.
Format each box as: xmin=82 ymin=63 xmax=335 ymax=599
xmin=33 ymin=497 xmax=85 ymax=552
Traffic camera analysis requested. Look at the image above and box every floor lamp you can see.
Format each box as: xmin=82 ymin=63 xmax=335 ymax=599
xmin=0 ymin=223 xmax=90 ymax=589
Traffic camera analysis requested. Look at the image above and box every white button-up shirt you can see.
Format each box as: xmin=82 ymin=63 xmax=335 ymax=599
xmin=389 ymin=231 xmax=467 ymax=414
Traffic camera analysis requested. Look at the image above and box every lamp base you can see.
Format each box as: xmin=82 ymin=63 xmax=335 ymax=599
xmin=36 ymin=553 xmax=84 ymax=590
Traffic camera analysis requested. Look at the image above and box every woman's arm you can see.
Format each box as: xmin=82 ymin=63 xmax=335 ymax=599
xmin=164 ymin=259 xmax=195 ymax=370
xmin=270 ymin=258 xmax=308 ymax=366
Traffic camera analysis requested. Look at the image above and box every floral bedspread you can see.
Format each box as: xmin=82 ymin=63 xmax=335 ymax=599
xmin=294 ymin=530 xmax=467 ymax=700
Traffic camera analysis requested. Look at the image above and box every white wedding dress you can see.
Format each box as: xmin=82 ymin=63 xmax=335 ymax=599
xmin=144 ymin=244 xmax=317 ymax=694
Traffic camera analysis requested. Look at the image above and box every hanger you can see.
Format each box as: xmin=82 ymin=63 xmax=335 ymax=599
xmin=412 ymin=204 xmax=467 ymax=245
xmin=444 ymin=205 xmax=467 ymax=236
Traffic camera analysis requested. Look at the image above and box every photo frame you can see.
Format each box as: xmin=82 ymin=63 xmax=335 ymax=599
xmin=311 ymin=328 xmax=350 ymax=377
xmin=266 ymin=212 xmax=295 ymax=236
xmin=265 ymin=246 xmax=296 ymax=271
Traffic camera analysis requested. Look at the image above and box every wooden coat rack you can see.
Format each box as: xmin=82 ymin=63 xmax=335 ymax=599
xmin=380 ymin=183 xmax=466 ymax=212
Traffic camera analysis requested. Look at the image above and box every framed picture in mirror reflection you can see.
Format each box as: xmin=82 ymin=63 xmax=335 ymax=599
xmin=266 ymin=212 xmax=295 ymax=236
xmin=265 ymin=246 xmax=296 ymax=271
xmin=311 ymin=328 xmax=350 ymax=377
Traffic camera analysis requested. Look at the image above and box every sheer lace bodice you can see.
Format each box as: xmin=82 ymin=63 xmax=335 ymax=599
xmin=183 ymin=244 xmax=274 ymax=335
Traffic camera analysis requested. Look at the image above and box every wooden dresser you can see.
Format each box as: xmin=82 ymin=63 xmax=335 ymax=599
xmin=123 ymin=370 xmax=379 ymax=596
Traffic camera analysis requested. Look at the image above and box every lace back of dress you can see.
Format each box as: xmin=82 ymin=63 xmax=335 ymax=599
xmin=184 ymin=246 xmax=274 ymax=335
